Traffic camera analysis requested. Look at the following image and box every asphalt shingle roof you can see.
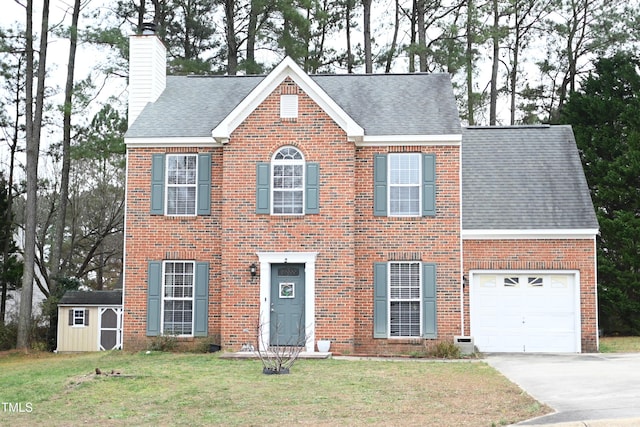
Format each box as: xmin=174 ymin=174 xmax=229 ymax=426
xmin=125 ymin=73 xmax=461 ymax=139
xmin=461 ymin=125 xmax=599 ymax=230
xmin=59 ymin=290 xmax=123 ymax=306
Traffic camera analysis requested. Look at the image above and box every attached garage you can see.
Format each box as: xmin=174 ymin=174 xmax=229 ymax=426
xmin=470 ymin=272 xmax=580 ymax=353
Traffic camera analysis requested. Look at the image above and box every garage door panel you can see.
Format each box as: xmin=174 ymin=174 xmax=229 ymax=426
xmin=471 ymin=273 xmax=578 ymax=353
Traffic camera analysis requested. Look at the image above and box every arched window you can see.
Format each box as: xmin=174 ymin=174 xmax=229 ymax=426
xmin=272 ymin=146 xmax=305 ymax=215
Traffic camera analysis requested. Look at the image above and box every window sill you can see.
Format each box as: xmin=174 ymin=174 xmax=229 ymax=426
xmin=386 ymin=338 xmax=424 ymax=345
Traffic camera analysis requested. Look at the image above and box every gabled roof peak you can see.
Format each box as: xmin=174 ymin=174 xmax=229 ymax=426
xmin=210 ymin=56 xmax=364 ymax=143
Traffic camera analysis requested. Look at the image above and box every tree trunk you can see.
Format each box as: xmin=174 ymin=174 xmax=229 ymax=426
xmin=384 ymin=0 xmax=400 ymax=73
xmin=489 ymin=0 xmax=500 ymax=125
xmin=0 ymin=56 xmax=22 ymax=325
xmin=50 ymin=0 xmax=80 ymax=300
xmin=409 ymin=0 xmax=417 ymax=72
xmin=362 ymin=0 xmax=372 ymax=73
xmin=246 ymin=0 xmax=259 ymax=74
xmin=466 ymin=0 xmax=475 ymax=125
xmin=346 ymin=0 xmax=353 ymax=73
xmin=416 ymin=0 xmax=426 ymax=72
xmin=18 ymin=0 xmax=50 ymax=350
xmin=225 ymin=0 xmax=238 ymax=75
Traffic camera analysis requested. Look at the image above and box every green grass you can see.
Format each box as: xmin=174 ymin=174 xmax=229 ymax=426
xmin=0 ymin=351 xmax=550 ymax=426
xmin=600 ymin=336 xmax=640 ymax=353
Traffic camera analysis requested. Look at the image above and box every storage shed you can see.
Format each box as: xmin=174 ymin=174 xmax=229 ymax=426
xmin=56 ymin=290 xmax=123 ymax=352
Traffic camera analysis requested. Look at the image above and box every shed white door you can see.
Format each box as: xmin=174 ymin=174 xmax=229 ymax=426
xmin=470 ymin=273 xmax=579 ymax=352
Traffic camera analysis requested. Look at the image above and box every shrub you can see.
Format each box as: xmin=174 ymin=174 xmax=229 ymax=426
xmin=0 ymin=322 xmax=17 ymax=350
xmin=148 ymin=334 xmax=178 ymax=352
xmin=430 ymin=341 xmax=461 ymax=359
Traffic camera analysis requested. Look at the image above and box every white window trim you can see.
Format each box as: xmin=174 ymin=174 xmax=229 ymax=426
xmin=388 ymin=261 xmax=422 ymax=338
xmin=388 ymin=153 xmax=422 ymax=217
xmin=161 ymin=260 xmax=195 ymax=337
xmin=72 ymin=308 xmax=86 ymax=328
xmin=271 ymin=146 xmax=305 ymax=216
xmin=165 ymin=154 xmax=198 ymax=217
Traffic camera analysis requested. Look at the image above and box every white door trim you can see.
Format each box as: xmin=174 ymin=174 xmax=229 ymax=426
xmin=98 ymin=306 xmax=123 ymax=351
xmin=257 ymin=252 xmax=318 ymax=352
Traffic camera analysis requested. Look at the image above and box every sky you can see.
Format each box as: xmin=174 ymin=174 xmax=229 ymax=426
xmin=0 ymin=0 xmax=127 ymax=179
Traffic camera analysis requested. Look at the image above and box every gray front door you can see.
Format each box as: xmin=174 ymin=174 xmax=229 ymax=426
xmin=270 ymin=264 xmax=305 ymax=346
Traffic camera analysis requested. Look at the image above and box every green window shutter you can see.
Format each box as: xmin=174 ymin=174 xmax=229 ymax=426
xmin=84 ymin=310 xmax=89 ymax=326
xmin=422 ymin=154 xmax=436 ymax=217
xmin=422 ymin=263 xmax=437 ymax=339
xmin=197 ymin=153 xmax=211 ymax=215
xmin=373 ymin=262 xmax=388 ymax=338
xmin=193 ymin=262 xmax=209 ymax=337
xmin=150 ymin=154 xmax=165 ymax=215
xmin=68 ymin=309 xmax=73 ymax=326
xmin=147 ymin=261 xmax=162 ymax=336
xmin=256 ymin=162 xmax=270 ymax=214
xmin=305 ymin=162 xmax=319 ymax=214
xmin=374 ymin=154 xmax=388 ymax=216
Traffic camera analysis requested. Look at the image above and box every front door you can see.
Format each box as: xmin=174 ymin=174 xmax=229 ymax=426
xmin=270 ymin=264 xmax=305 ymax=346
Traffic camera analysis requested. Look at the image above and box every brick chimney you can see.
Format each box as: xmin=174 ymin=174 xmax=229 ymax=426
xmin=128 ymin=23 xmax=166 ymax=127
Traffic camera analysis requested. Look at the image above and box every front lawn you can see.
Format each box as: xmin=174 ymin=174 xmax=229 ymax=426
xmin=599 ymin=336 xmax=640 ymax=353
xmin=0 ymin=351 xmax=549 ymax=426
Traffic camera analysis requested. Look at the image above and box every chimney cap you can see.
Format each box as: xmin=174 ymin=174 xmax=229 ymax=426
xmin=141 ymin=22 xmax=156 ymax=35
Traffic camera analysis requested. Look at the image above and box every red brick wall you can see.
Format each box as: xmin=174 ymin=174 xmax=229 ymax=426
xmin=218 ymin=79 xmax=356 ymax=352
xmin=354 ymin=145 xmax=462 ymax=355
xmin=462 ymin=239 xmax=598 ymax=352
xmin=123 ymin=147 xmax=223 ymax=350
xmin=123 ymin=78 xmax=464 ymax=354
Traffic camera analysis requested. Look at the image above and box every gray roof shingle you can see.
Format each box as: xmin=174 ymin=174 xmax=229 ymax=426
xmin=461 ymin=125 xmax=598 ymax=230
xmin=125 ymin=73 xmax=461 ymax=139
xmin=59 ymin=290 xmax=123 ymax=306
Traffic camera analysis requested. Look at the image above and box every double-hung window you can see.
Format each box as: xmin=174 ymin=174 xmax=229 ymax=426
xmin=162 ymin=261 xmax=194 ymax=335
xmin=147 ymin=261 xmax=209 ymax=337
xmin=374 ymin=153 xmax=436 ymax=217
xmin=150 ymin=153 xmax=211 ymax=216
xmin=272 ymin=147 xmax=305 ymax=215
xmin=167 ymin=154 xmax=197 ymax=215
xmin=389 ymin=262 xmax=421 ymax=337
xmin=373 ymin=262 xmax=437 ymax=339
xmin=389 ymin=154 xmax=421 ymax=216
xmin=69 ymin=308 xmax=89 ymax=327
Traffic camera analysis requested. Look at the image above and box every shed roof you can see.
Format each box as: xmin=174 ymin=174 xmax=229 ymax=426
xmin=461 ymin=125 xmax=599 ymax=231
xmin=125 ymin=73 xmax=461 ymax=139
xmin=58 ymin=290 xmax=122 ymax=306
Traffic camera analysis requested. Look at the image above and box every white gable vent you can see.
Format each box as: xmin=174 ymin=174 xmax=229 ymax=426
xmin=280 ymin=94 xmax=298 ymax=118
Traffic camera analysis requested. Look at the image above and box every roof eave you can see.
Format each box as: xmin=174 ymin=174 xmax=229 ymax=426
xmin=125 ymin=136 xmax=222 ymax=148
xmin=358 ymin=133 xmax=462 ymax=146
xmin=461 ymin=228 xmax=599 ymax=240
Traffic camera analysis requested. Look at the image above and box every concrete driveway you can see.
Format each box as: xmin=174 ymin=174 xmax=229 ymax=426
xmin=486 ymin=353 xmax=640 ymax=425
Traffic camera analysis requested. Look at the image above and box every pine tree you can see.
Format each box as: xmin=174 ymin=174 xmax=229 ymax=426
xmin=561 ymin=53 xmax=640 ymax=334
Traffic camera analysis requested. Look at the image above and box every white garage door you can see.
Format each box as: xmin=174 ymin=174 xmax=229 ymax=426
xmin=470 ymin=273 xmax=579 ymax=353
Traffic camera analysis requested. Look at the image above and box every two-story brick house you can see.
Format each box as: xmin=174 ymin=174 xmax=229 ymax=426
xmin=123 ymin=31 xmax=599 ymax=354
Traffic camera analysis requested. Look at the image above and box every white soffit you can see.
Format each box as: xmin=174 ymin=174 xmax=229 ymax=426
xmin=210 ymin=56 xmax=364 ymax=143
xmin=461 ymin=229 xmax=599 ymax=240
xmin=358 ymin=134 xmax=462 ymax=146
xmin=125 ymin=137 xmax=221 ymax=148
